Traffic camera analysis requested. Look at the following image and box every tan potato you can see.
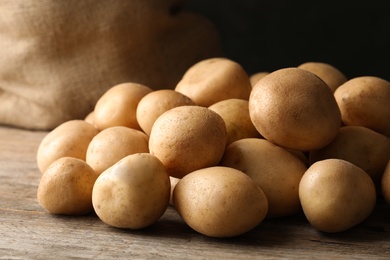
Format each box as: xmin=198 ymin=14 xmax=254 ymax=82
xmin=381 ymin=161 xmax=390 ymax=205
xmin=86 ymin=126 xmax=149 ymax=175
xmin=334 ymin=76 xmax=390 ymax=137
xmin=173 ymin=166 xmax=268 ymax=238
xmin=220 ymin=138 xmax=307 ymax=218
xmin=36 ymin=120 xmax=99 ymax=173
xmin=175 ymin=57 xmax=252 ymax=107
xmin=169 ymin=176 xmax=180 ymax=206
xmin=309 ymin=126 xmax=390 ymax=187
xmin=92 ymin=153 xmax=170 ymax=229
xmin=298 ymin=62 xmax=348 ymax=92
xmin=84 ymin=111 xmax=96 ymax=127
xmin=149 ymin=105 xmax=227 ymax=178
xmin=93 ymin=82 xmax=153 ymax=131
xmin=208 ymin=99 xmax=262 ymax=146
xmin=299 ymin=159 xmax=376 ymax=233
xmin=37 ymin=157 xmax=98 ymax=215
xmin=249 ymin=67 xmax=341 ymax=151
xmin=136 ymin=89 xmax=195 ymax=136
xmin=249 ymin=71 xmax=270 ymax=87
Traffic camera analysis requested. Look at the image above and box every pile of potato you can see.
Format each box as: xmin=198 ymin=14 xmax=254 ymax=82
xmin=36 ymin=57 xmax=390 ymax=238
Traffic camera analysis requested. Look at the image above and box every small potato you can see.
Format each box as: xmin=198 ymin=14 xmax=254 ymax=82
xmin=298 ymin=62 xmax=348 ymax=92
xmin=93 ymin=82 xmax=153 ymax=131
xmin=136 ymin=89 xmax=194 ymax=136
xmin=220 ymin=138 xmax=307 ymax=218
xmin=382 ymin=161 xmax=390 ymax=205
xmin=249 ymin=67 xmax=341 ymax=151
xmin=169 ymin=176 xmax=180 ymax=206
xmin=310 ymin=126 xmax=390 ymax=187
xmin=209 ymin=99 xmax=262 ymax=146
xmin=249 ymin=71 xmax=270 ymax=87
xmin=173 ymin=166 xmax=268 ymax=238
xmin=334 ymin=76 xmax=390 ymax=137
xmin=36 ymin=120 xmax=99 ymax=173
xmin=175 ymin=57 xmax=252 ymax=107
xmin=37 ymin=157 xmax=98 ymax=215
xmin=149 ymin=106 xmax=227 ymax=178
xmin=86 ymin=126 xmax=149 ymax=175
xmin=299 ymin=159 xmax=376 ymax=233
xmin=92 ymin=153 xmax=171 ymax=229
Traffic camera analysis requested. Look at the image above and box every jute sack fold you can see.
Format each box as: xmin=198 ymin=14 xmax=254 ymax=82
xmin=0 ymin=0 xmax=221 ymax=130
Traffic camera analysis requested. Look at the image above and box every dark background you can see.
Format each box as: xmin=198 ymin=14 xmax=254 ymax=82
xmin=186 ymin=1 xmax=390 ymax=81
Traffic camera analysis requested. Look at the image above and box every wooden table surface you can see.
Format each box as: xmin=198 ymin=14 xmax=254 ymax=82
xmin=1 ymin=125 xmax=390 ymax=259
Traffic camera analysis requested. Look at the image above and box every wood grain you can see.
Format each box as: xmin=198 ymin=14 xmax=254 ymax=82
xmin=1 ymin=126 xmax=389 ymax=259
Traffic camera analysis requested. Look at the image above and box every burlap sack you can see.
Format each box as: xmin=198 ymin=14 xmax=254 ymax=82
xmin=0 ymin=0 xmax=221 ymax=130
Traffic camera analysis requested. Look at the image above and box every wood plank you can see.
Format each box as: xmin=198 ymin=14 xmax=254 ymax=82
xmin=1 ymin=126 xmax=389 ymax=259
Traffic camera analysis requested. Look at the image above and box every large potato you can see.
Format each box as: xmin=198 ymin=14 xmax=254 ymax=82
xmin=173 ymin=166 xmax=268 ymax=238
xmin=334 ymin=76 xmax=390 ymax=137
xmin=36 ymin=120 xmax=99 ymax=173
xmin=220 ymin=138 xmax=307 ymax=218
xmin=249 ymin=68 xmax=341 ymax=151
xmin=149 ymin=105 xmax=227 ymax=178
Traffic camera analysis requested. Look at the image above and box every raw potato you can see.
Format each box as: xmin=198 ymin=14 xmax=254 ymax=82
xmin=149 ymin=105 xmax=227 ymax=178
xmin=136 ymin=89 xmax=194 ymax=136
xmin=208 ymin=99 xmax=262 ymax=146
xmin=173 ymin=166 xmax=268 ymax=238
xmin=309 ymin=126 xmax=390 ymax=187
xmin=175 ymin=57 xmax=252 ymax=107
xmin=37 ymin=157 xmax=98 ymax=215
xmin=382 ymin=161 xmax=390 ymax=205
xmin=299 ymin=159 xmax=376 ymax=233
xmin=169 ymin=176 xmax=180 ymax=206
xmin=86 ymin=126 xmax=149 ymax=175
xmin=92 ymin=153 xmax=171 ymax=229
xmin=220 ymin=138 xmax=307 ymax=218
xmin=249 ymin=71 xmax=270 ymax=87
xmin=334 ymin=76 xmax=390 ymax=137
xmin=93 ymin=82 xmax=153 ymax=131
xmin=36 ymin=120 xmax=99 ymax=173
xmin=298 ymin=62 xmax=348 ymax=92
xmin=249 ymin=67 xmax=341 ymax=151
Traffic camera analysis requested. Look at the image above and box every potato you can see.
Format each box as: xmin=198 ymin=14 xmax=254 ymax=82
xmin=208 ymin=99 xmax=261 ymax=146
xmin=298 ymin=62 xmax=348 ymax=92
xmin=173 ymin=166 xmax=268 ymax=238
xmin=36 ymin=120 xmax=99 ymax=173
xmin=249 ymin=67 xmax=341 ymax=151
xmin=92 ymin=153 xmax=170 ymax=229
xmin=299 ymin=159 xmax=376 ymax=233
xmin=149 ymin=105 xmax=227 ymax=178
xmin=37 ymin=157 xmax=98 ymax=215
xmin=309 ymin=126 xmax=390 ymax=187
xmin=93 ymin=82 xmax=153 ymax=131
xmin=86 ymin=126 xmax=149 ymax=175
xmin=169 ymin=176 xmax=180 ymax=206
xmin=220 ymin=138 xmax=307 ymax=218
xmin=175 ymin=57 xmax=252 ymax=107
xmin=381 ymin=161 xmax=390 ymax=205
xmin=136 ymin=89 xmax=194 ymax=136
xmin=334 ymin=76 xmax=390 ymax=137
xmin=249 ymin=71 xmax=270 ymax=87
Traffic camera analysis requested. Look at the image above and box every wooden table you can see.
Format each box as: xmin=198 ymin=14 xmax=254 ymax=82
xmin=1 ymin=125 xmax=389 ymax=259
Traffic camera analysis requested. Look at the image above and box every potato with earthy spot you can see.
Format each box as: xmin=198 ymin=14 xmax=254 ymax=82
xmin=309 ymin=126 xmax=390 ymax=187
xmin=86 ymin=126 xmax=149 ymax=175
xmin=149 ymin=105 xmax=227 ymax=178
xmin=173 ymin=166 xmax=268 ymax=238
xmin=92 ymin=153 xmax=170 ymax=229
xmin=209 ymin=99 xmax=261 ymax=146
xmin=37 ymin=157 xmax=98 ymax=215
xmin=298 ymin=62 xmax=348 ymax=92
xmin=36 ymin=120 xmax=99 ymax=174
xmin=136 ymin=89 xmax=194 ymax=136
xmin=220 ymin=138 xmax=307 ymax=218
xmin=334 ymin=76 xmax=390 ymax=137
xmin=175 ymin=57 xmax=252 ymax=107
xmin=93 ymin=82 xmax=153 ymax=131
xmin=299 ymin=159 xmax=376 ymax=233
xmin=249 ymin=67 xmax=341 ymax=151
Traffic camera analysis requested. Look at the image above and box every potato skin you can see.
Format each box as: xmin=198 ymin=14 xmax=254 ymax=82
xmin=382 ymin=161 xmax=390 ymax=205
xmin=173 ymin=166 xmax=268 ymax=238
